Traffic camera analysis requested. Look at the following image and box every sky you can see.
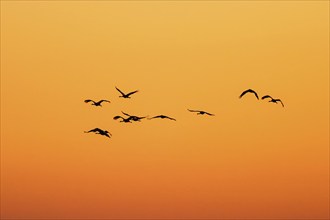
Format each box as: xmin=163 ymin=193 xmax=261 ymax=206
xmin=1 ymin=1 xmax=329 ymax=219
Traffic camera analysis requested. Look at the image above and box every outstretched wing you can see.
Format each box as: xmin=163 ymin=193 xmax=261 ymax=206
xmin=239 ymin=89 xmax=259 ymax=100
xmin=85 ymin=128 xmax=103 ymax=133
xmin=99 ymin=100 xmax=110 ymax=103
xmin=115 ymin=87 xmax=125 ymax=96
xmin=261 ymin=95 xmax=272 ymax=100
xmin=84 ymin=99 xmax=94 ymax=103
xmin=275 ymin=99 xmax=284 ymax=107
xmin=126 ymin=90 xmax=139 ymax=96
xmin=121 ymin=111 xmax=131 ymax=117
xmin=205 ymin=112 xmax=215 ymax=116
xmin=239 ymin=90 xmax=250 ymax=98
xmin=148 ymin=115 xmax=159 ymax=119
xmin=166 ymin=116 xmax=176 ymax=121
xmin=187 ymin=109 xmax=200 ymax=112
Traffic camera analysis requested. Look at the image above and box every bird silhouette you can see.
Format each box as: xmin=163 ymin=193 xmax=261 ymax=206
xmin=148 ymin=115 xmax=176 ymax=121
xmin=121 ymin=111 xmax=147 ymax=122
xmin=113 ymin=115 xmax=132 ymax=123
xmin=187 ymin=109 xmax=215 ymax=116
xmin=239 ymin=89 xmax=259 ymax=100
xmin=84 ymin=99 xmax=110 ymax=106
xmin=262 ymin=95 xmax=284 ymax=107
xmin=115 ymin=87 xmax=139 ymax=98
xmin=84 ymin=128 xmax=112 ymax=138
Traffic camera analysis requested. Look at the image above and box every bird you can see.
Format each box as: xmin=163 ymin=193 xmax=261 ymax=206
xmin=84 ymin=128 xmax=112 ymax=138
xmin=261 ymin=95 xmax=284 ymax=107
xmin=239 ymin=89 xmax=259 ymax=100
xmin=115 ymin=87 xmax=139 ymax=98
xmin=84 ymin=99 xmax=110 ymax=106
xmin=148 ymin=115 xmax=176 ymax=121
xmin=121 ymin=111 xmax=147 ymax=122
xmin=113 ymin=115 xmax=132 ymax=123
xmin=187 ymin=109 xmax=215 ymax=116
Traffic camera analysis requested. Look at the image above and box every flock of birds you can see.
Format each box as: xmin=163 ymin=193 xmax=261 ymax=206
xmin=84 ymin=87 xmax=284 ymax=139
xmin=239 ymin=89 xmax=284 ymax=107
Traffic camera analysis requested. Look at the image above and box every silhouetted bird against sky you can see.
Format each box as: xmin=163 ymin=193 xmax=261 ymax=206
xmin=239 ymin=89 xmax=259 ymax=100
xmin=115 ymin=87 xmax=139 ymax=98
xmin=148 ymin=115 xmax=176 ymax=121
xmin=84 ymin=99 xmax=110 ymax=106
xmin=84 ymin=128 xmax=111 ymax=138
xmin=121 ymin=111 xmax=147 ymax=122
xmin=188 ymin=109 xmax=215 ymax=116
xmin=262 ymin=95 xmax=284 ymax=107
xmin=113 ymin=115 xmax=132 ymax=123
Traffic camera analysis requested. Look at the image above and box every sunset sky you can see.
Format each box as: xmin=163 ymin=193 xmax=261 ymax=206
xmin=1 ymin=1 xmax=329 ymax=219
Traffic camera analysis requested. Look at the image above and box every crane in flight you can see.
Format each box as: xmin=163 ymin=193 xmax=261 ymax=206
xmin=84 ymin=128 xmax=112 ymax=138
xmin=239 ymin=89 xmax=259 ymax=100
xmin=115 ymin=87 xmax=139 ymax=98
xmin=187 ymin=109 xmax=215 ymax=116
xmin=148 ymin=115 xmax=176 ymax=121
xmin=84 ymin=99 xmax=110 ymax=106
xmin=262 ymin=95 xmax=284 ymax=107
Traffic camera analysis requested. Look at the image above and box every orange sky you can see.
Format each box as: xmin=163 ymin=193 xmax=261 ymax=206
xmin=1 ymin=1 xmax=329 ymax=219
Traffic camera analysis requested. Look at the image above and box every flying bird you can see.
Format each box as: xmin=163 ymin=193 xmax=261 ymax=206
xmin=187 ymin=109 xmax=215 ymax=116
xmin=148 ymin=115 xmax=176 ymax=121
xmin=84 ymin=99 xmax=110 ymax=106
xmin=121 ymin=111 xmax=147 ymax=122
xmin=84 ymin=128 xmax=112 ymax=138
xmin=262 ymin=95 xmax=284 ymax=107
xmin=113 ymin=115 xmax=132 ymax=123
xmin=115 ymin=87 xmax=139 ymax=98
xmin=239 ymin=89 xmax=259 ymax=100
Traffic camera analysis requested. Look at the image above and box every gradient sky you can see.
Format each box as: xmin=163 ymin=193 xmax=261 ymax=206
xmin=1 ymin=1 xmax=329 ymax=219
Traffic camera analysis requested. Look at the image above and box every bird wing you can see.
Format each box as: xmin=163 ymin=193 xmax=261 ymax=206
xmin=163 ymin=115 xmax=176 ymax=120
xmin=85 ymin=128 xmax=102 ymax=133
xmin=239 ymin=90 xmax=249 ymax=98
xmin=93 ymin=128 xmax=103 ymax=133
xmin=239 ymin=89 xmax=259 ymax=99
xmin=167 ymin=116 xmax=176 ymax=121
xmin=115 ymin=87 xmax=125 ymax=96
xmin=113 ymin=116 xmax=123 ymax=120
xmin=126 ymin=90 xmax=139 ymax=96
xmin=100 ymin=100 xmax=110 ymax=103
xmin=121 ymin=111 xmax=131 ymax=116
xmin=275 ymin=99 xmax=284 ymax=107
xmin=187 ymin=109 xmax=200 ymax=112
xmin=253 ymin=91 xmax=259 ymax=99
xmin=84 ymin=99 xmax=94 ymax=103
xmin=261 ymin=95 xmax=272 ymax=100
xmin=133 ymin=116 xmax=147 ymax=120
xmin=104 ymin=133 xmax=111 ymax=138
xmin=148 ymin=115 xmax=159 ymax=119
xmin=205 ymin=112 xmax=215 ymax=116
